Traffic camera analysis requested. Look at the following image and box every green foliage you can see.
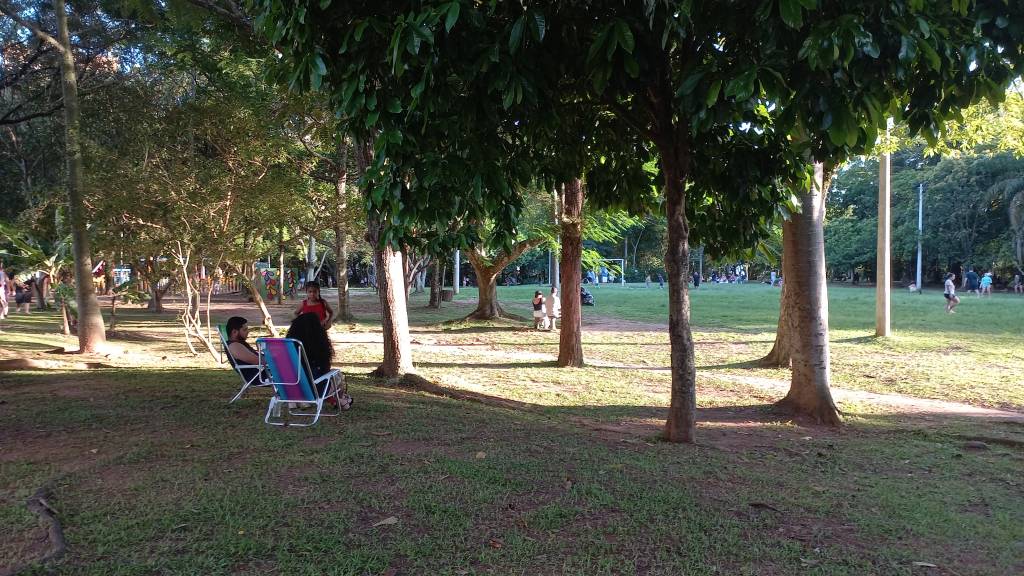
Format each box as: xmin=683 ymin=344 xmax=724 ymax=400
xmin=825 ymin=148 xmax=1024 ymax=279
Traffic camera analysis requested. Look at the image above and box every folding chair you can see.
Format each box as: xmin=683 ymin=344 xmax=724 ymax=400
xmin=218 ymin=324 xmax=269 ymax=404
xmin=256 ymin=337 xmax=346 ymax=427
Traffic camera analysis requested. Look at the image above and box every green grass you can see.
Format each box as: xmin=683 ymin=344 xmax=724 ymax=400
xmin=448 ymin=283 xmax=1024 ymax=409
xmin=1 ymin=291 xmax=1023 ymax=575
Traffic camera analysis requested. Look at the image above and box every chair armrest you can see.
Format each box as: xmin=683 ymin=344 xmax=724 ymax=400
xmin=312 ymin=369 xmax=341 ymax=385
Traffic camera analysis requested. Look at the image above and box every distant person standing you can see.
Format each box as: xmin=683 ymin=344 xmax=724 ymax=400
xmin=1013 ymin=270 xmax=1023 ymax=294
xmin=979 ymin=272 xmax=993 ymax=296
xmin=544 ymin=286 xmax=560 ymax=331
xmin=0 ymin=262 xmax=8 ymax=320
xmin=645 ymin=273 xmax=651 ymax=288
xmin=944 ymin=273 xmax=960 ymax=313
xmin=964 ymin=268 xmax=980 ymax=296
xmin=770 ymin=269 xmax=778 ymax=287
xmin=657 ymin=273 xmax=664 ymax=289
xmin=531 ymin=291 xmax=546 ymax=329
xmin=295 ymin=281 xmax=334 ymax=328
xmin=691 ymin=270 xmax=701 ymax=288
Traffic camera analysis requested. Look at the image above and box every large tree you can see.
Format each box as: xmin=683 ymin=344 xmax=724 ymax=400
xmin=254 ymin=0 xmax=1024 ymax=441
xmin=0 ymin=0 xmax=117 ymax=352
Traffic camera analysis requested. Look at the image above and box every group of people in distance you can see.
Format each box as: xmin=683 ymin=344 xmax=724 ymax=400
xmin=224 ymin=280 xmax=351 ymax=409
xmin=531 ymin=287 xmax=561 ymax=330
xmin=945 ymin=267 xmax=1023 ymax=312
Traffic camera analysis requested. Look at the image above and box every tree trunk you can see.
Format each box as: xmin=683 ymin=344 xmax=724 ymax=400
xmin=464 ymin=239 xmax=544 ymax=320
xmin=358 ymin=137 xmax=413 ymax=378
xmin=61 ymin=302 xmax=71 ymax=336
xmin=558 ymin=179 xmax=584 ymax=367
xmin=658 ymin=139 xmax=697 ymax=444
xmin=56 ymin=0 xmax=104 ymax=353
xmin=102 ymin=256 xmax=113 ymax=295
xmin=428 ymin=260 xmax=441 ymax=308
xmin=147 ymin=285 xmax=165 ymax=312
xmin=277 ymin=231 xmax=285 ymax=306
xmin=248 ymin=271 xmax=278 ymax=337
xmin=777 ymin=163 xmax=841 ymax=425
xmin=760 ymin=256 xmax=796 ymax=367
xmin=334 ymin=225 xmax=354 ymax=322
xmin=468 ymin=266 xmax=503 ymax=319
xmin=108 ymin=293 xmax=118 ymax=331
xmin=371 ymin=239 xmax=413 ymax=377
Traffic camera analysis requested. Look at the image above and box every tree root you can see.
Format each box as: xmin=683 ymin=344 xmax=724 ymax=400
xmin=1 ymin=483 xmax=67 ymax=576
xmin=458 ymin=311 xmax=529 ymax=323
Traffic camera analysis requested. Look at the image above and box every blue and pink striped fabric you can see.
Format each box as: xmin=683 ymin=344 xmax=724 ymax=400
xmin=258 ymin=338 xmax=316 ymax=401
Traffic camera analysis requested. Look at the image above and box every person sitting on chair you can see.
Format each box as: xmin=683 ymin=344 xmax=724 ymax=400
xmin=225 ymin=316 xmax=261 ymax=383
xmin=286 ymin=312 xmax=352 ymax=409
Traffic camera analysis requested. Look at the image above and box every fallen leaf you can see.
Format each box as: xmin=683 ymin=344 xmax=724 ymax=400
xmin=912 ymin=562 xmax=938 ymax=568
xmin=800 ymin=558 xmax=820 ymax=567
xmin=475 ymin=451 xmax=486 ymax=459
xmin=488 ymin=538 xmax=503 ymax=549
xmin=237 ymin=530 xmax=245 ymax=535
xmin=89 ymin=449 xmax=99 ymax=454
xmin=372 ymin=516 xmax=399 ymax=528
xmin=370 ymin=431 xmax=391 ymax=437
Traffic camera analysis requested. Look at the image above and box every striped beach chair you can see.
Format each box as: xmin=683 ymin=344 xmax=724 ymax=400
xmin=256 ymin=337 xmax=345 ymax=427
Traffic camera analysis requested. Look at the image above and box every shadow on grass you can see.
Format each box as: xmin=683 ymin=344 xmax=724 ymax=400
xmin=698 ymin=359 xmax=765 ymax=370
xmin=413 ymin=360 xmax=558 ymax=370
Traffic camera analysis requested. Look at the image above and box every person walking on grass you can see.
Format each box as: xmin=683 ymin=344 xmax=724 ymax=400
xmin=1014 ymin=270 xmax=1023 ymax=294
xmin=944 ymin=273 xmax=960 ymax=313
xmin=531 ymin=290 xmax=546 ymax=329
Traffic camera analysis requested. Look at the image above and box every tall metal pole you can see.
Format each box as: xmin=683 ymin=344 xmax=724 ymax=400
xmin=915 ymin=182 xmax=924 ymax=293
xmin=876 ymin=126 xmax=892 ymax=337
xmin=453 ymin=249 xmax=460 ymax=294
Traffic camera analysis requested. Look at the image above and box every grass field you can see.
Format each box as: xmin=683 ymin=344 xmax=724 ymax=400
xmin=466 ymin=283 xmax=1024 ymax=410
xmin=1 ymin=285 xmax=1022 ymax=575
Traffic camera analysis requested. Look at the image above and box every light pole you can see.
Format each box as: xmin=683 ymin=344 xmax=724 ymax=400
xmin=915 ymin=182 xmax=924 ymax=294
xmin=876 ymin=125 xmax=892 ymax=337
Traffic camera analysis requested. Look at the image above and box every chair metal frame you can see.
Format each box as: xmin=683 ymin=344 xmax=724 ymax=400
xmin=217 ymin=325 xmax=271 ymax=404
xmin=256 ymin=337 xmax=345 ymax=427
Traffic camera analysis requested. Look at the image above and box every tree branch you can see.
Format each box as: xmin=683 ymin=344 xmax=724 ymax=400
xmin=0 ymin=2 xmax=66 ymax=54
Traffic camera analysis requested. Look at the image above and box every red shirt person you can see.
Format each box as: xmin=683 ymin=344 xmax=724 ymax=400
xmin=294 ymin=281 xmax=334 ymax=328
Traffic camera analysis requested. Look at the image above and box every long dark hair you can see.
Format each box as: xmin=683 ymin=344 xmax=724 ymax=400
xmin=286 ymin=313 xmax=333 ymax=369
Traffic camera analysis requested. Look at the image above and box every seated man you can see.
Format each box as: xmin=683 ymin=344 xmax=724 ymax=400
xmin=225 ymin=316 xmax=261 ymax=383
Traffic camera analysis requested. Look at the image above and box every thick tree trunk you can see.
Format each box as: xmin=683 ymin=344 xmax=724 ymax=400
xmin=778 ymin=163 xmax=841 ymax=425
xmin=248 ymin=272 xmax=278 ymax=337
xmin=372 ymin=240 xmax=413 ymax=377
xmin=55 ymin=0 xmax=104 ymax=353
xmin=147 ymin=285 xmax=165 ymax=312
xmin=334 ymin=225 xmax=354 ymax=322
xmin=760 ymin=257 xmax=796 ymax=367
xmin=358 ymin=137 xmax=413 ymax=378
xmin=469 ymin=271 xmax=504 ymax=319
xmin=428 ymin=260 xmax=441 ymax=309
xmin=657 ymin=135 xmax=696 ymax=444
xmin=465 ymin=239 xmax=543 ymax=320
xmin=558 ymin=179 xmax=584 ymax=367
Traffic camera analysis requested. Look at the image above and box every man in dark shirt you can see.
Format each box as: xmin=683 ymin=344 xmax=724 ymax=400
xmin=225 ymin=316 xmax=261 ymax=382
xmin=964 ymin=268 xmax=980 ymax=295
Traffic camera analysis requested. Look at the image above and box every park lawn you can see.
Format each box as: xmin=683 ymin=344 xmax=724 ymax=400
xmin=452 ymin=284 xmax=1024 ymax=410
xmin=2 ymin=300 xmax=1024 ymax=575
